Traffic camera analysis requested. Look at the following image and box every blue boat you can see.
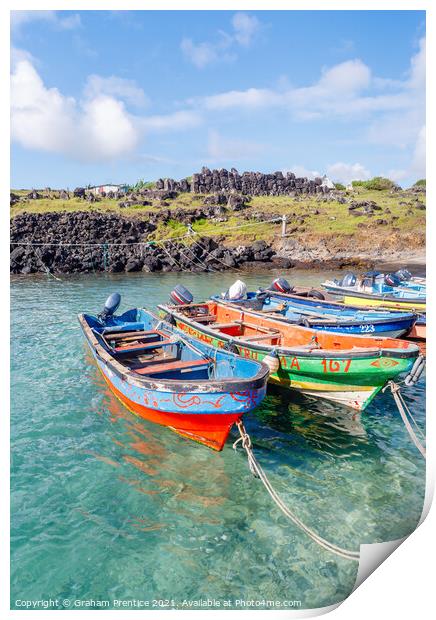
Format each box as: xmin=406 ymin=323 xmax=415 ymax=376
xmin=211 ymin=279 xmax=418 ymax=337
xmin=322 ymin=271 xmax=426 ymax=300
xmin=78 ymin=294 xmax=269 ymax=451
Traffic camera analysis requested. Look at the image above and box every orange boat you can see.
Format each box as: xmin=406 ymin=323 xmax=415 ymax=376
xmin=159 ymin=299 xmax=422 ymax=411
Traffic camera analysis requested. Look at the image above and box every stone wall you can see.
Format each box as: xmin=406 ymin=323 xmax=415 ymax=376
xmin=155 ymin=167 xmax=330 ymax=196
xmin=10 ymin=211 xmax=277 ymax=275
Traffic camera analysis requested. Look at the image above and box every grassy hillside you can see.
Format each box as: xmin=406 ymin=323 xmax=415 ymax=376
xmin=10 ymin=186 xmax=425 ymax=252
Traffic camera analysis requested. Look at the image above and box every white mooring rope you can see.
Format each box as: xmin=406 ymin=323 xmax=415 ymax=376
xmin=233 ymin=421 xmax=360 ymax=562
xmin=383 ymin=381 xmax=426 ymax=458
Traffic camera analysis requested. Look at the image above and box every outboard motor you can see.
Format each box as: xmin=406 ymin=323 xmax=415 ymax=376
xmin=170 ymin=284 xmax=194 ymax=305
xmin=384 ymin=273 xmax=401 ymax=288
xmin=340 ymin=272 xmax=357 ymax=287
xmin=226 ymin=280 xmax=247 ymax=301
xmin=395 ymin=268 xmax=412 ymax=282
xmin=269 ymin=277 xmax=293 ymax=294
xmin=99 ymin=293 xmax=121 ymax=323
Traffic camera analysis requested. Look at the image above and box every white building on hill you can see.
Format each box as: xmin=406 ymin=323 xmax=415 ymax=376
xmin=88 ymin=184 xmax=128 ymax=195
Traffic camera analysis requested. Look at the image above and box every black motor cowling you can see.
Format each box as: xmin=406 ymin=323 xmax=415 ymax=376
xmin=269 ymin=277 xmax=293 ymax=294
xmin=395 ymin=268 xmax=412 ymax=282
xmin=99 ymin=293 xmax=121 ymax=322
xmin=384 ymin=273 xmax=401 ymax=287
xmin=170 ymin=284 xmax=194 ymax=305
xmin=339 ymin=272 xmax=357 ymax=287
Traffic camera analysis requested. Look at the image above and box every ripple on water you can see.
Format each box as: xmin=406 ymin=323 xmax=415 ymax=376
xmin=11 ymin=271 xmax=425 ymax=609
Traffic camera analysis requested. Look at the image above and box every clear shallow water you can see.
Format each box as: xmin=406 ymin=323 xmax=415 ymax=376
xmin=11 ymin=270 xmax=426 ymax=610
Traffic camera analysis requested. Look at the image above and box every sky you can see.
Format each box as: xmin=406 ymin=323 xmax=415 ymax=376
xmin=10 ymin=10 xmax=426 ymax=189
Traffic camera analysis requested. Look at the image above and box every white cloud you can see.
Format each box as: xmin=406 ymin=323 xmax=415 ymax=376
xmin=181 ymin=12 xmax=261 ymax=68
xmin=140 ymin=110 xmax=202 ymax=132
xmin=84 ymin=75 xmax=149 ymax=108
xmin=326 ymin=162 xmax=371 ymax=185
xmin=11 ymin=10 xmax=81 ymax=31
xmin=288 ymin=165 xmax=321 ymax=180
xmin=195 ymin=39 xmax=424 ymax=126
xmin=11 ymin=47 xmax=36 ymax=66
xmin=203 ymin=87 xmax=281 ymax=110
xmin=207 ymin=130 xmax=263 ymax=160
xmin=10 ymin=60 xmax=201 ymax=162
xmin=232 ymin=13 xmax=260 ymax=47
xmin=318 ymin=59 xmax=371 ymax=93
xmin=200 ymin=59 xmax=375 ymax=116
xmin=80 ymin=96 xmax=138 ymax=159
xmin=365 ymin=39 xmax=425 ymax=152
xmin=411 ymin=125 xmax=426 ymax=178
xmin=180 ymin=38 xmax=222 ymax=70
xmin=11 ymin=60 xmax=137 ymax=161
xmin=409 ymin=37 xmax=425 ymax=89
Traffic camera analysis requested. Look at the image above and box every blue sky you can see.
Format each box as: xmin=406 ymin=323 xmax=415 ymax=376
xmin=11 ymin=10 xmax=425 ymax=188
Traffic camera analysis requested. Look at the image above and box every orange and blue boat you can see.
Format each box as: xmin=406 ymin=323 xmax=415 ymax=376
xmin=78 ymin=294 xmax=269 ymax=450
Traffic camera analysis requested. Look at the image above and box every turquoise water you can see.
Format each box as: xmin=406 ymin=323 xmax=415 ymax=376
xmin=11 ymin=270 xmax=426 ymax=610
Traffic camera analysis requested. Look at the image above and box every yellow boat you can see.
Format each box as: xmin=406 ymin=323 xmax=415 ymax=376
xmin=342 ymin=293 xmax=426 ymax=312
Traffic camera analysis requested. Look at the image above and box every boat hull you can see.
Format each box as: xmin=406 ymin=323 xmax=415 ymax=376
xmin=100 ymin=367 xmax=244 ymax=450
xmin=79 ymin=309 xmax=268 ymax=451
xmin=257 ymin=290 xmax=423 ymax=339
xmin=218 ymin=302 xmax=414 ymax=337
xmin=159 ymin=308 xmax=417 ymax=412
xmin=237 ymin=293 xmax=418 ymax=337
xmin=93 ymin=352 xmax=266 ymax=450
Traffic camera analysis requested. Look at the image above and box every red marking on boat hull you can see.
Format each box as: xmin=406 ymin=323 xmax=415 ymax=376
xmin=102 ymin=374 xmax=241 ymax=451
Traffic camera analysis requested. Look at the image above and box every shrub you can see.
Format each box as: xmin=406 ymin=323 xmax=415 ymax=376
xmin=363 ymin=176 xmax=395 ymax=190
xmin=351 ymin=177 xmax=395 ymax=191
xmin=129 ymin=179 xmax=155 ymax=192
xmin=334 ymin=182 xmax=346 ymax=190
xmin=414 ymin=179 xmax=426 ymax=187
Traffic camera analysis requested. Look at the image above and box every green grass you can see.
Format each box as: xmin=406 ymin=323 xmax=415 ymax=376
xmin=10 ymin=186 xmax=425 ymax=249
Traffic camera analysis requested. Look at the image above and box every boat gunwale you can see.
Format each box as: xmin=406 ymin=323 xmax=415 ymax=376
xmin=263 ymin=289 xmax=422 ymax=316
xmin=78 ymin=311 xmax=269 ymax=394
xmin=159 ymin=304 xmax=419 ymax=361
xmin=215 ymin=298 xmax=417 ymax=329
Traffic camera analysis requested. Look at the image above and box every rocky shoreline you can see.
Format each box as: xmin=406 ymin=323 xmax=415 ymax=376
xmin=10 ymin=211 xmax=277 ymax=275
xmin=10 ymin=211 xmax=424 ymax=276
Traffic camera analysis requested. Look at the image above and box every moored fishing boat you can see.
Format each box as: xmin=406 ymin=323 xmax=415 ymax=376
xmin=159 ymin=291 xmax=422 ymax=412
xmin=78 ymin=294 xmax=269 ymax=450
xmin=321 ymin=271 xmax=426 ymax=311
xmin=211 ymin=280 xmax=417 ymax=338
xmin=251 ymin=278 xmax=426 ymax=340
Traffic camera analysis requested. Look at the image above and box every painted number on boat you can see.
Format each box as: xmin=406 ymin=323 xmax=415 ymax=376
xmin=359 ymin=324 xmax=375 ymax=333
xmin=321 ymin=359 xmax=351 ymax=373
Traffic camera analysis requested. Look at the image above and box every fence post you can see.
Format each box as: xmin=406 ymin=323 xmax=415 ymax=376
xmin=281 ymin=215 xmax=287 ymax=237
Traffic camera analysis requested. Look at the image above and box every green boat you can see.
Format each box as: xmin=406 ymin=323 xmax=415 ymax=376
xmin=158 ymin=299 xmax=422 ymax=412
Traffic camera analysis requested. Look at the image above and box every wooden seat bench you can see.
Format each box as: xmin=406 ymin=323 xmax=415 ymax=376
xmin=192 ymin=314 xmax=217 ymax=323
xmin=210 ymin=321 xmax=242 ymax=330
xmin=134 ymin=358 xmax=209 ymax=376
xmin=113 ymin=337 xmax=174 ymax=354
xmin=105 ymin=329 xmax=166 ymax=342
xmin=239 ymin=332 xmax=281 ymax=342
